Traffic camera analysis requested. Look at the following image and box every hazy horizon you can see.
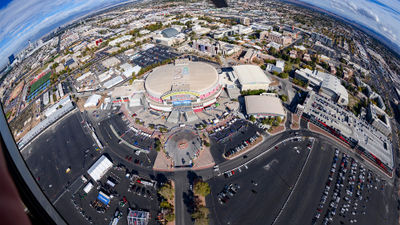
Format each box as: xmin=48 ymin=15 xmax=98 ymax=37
xmin=1 ymin=0 xmax=400 ymax=68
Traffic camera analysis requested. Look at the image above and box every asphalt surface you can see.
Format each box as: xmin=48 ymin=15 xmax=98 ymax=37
xmin=165 ymin=129 xmax=201 ymax=167
xmin=19 ymin=108 xmax=399 ymax=225
xmin=95 ymin=114 xmax=158 ymax=169
xmin=21 ymin=111 xmax=101 ymax=202
xmin=174 ymin=171 xmax=193 ymax=225
xmin=206 ymin=138 xmax=311 ymax=225
xmin=275 ymin=140 xmax=335 ymax=225
xmin=209 ymin=120 xmax=262 ymax=164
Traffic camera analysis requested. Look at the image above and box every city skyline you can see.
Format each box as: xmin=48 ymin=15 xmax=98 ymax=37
xmin=1 ymin=0 xmax=400 ymax=67
xmin=298 ymin=0 xmax=400 ymax=50
xmin=0 ymin=0 xmax=131 ymax=67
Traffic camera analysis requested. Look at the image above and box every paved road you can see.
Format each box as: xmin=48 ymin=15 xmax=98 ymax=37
xmin=23 ymin=107 xmax=397 ymax=225
xmin=174 ymin=171 xmax=192 ymax=225
xmin=275 ymin=140 xmax=333 ymax=225
xmin=207 ymin=137 xmax=311 ymax=225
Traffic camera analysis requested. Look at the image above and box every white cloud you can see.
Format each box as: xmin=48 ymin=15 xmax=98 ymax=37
xmin=299 ymin=0 xmax=400 ymax=49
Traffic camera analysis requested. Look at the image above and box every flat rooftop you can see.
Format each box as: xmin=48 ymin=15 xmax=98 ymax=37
xmin=245 ymin=95 xmax=285 ymax=117
xmin=233 ymin=65 xmax=271 ymax=85
xmin=302 ymin=93 xmax=393 ymax=169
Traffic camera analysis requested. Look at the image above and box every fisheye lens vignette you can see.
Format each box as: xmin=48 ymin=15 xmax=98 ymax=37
xmin=1 ymin=0 xmax=400 ymax=225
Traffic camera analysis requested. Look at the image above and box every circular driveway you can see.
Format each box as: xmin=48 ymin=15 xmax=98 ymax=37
xmin=164 ymin=129 xmax=202 ymax=167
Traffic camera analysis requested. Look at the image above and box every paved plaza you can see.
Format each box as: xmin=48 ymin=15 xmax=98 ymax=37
xmin=164 ymin=129 xmax=202 ymax=167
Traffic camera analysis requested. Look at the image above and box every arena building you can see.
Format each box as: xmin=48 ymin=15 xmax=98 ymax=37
xmin=144 ymin=59 xmax=222 ymax=112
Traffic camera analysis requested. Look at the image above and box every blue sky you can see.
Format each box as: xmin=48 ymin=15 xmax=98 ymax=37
xmin=0 ymin=0 xmax=131 ymax=67
xmin=298 ymin=0 xmax=400 ymax=50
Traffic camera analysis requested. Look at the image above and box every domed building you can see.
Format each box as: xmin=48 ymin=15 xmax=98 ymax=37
xmin=144 ymin=59 xmax=222 ymax=112
xmin=161 ymin=27 xmax=179 ymax=38
xmin=153 ymin=27 xmax=185 ymax=46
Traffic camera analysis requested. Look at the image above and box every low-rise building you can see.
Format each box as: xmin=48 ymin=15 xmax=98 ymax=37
xmin=109 ymin=35 xmax=133 ymax=46
xmin=260 ymin=31 xmax=292 ymax=46
xmin=367 ymin=104 xmax=391 ymax=136
xmin=233 ymin=65 xmax=271 ymax=91
xmin=295 ymin=68 xmax=348 ymax=105
xmin=245 ymin=94 xmax=285 ymax=119
xmin=84 ymin=94 xmax=101 ymax=108
xmin=298 ymin=92 xmax=393 ymax=175
xmin=266 ymin=60 xmax=285 ymax=73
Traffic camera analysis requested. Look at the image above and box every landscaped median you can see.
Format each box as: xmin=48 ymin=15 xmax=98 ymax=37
xmin=158 ymin=181 xmax=176 ymax=224
xmin=290 ymin=113 xmax=300 ymax=130
xmin=192 ymin=180 xmax=211 ymax=225
xmin=223 ymin=134 xmax=264 ymax=160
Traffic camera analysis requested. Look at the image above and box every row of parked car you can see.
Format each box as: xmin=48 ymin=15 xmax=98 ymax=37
xmin=218 ymin=183 xmax=240 ymax=205
xmin=224 ymin=132 xmax=260 ymax=158
xmin=313 ymin=149 xmax=376 ymax=225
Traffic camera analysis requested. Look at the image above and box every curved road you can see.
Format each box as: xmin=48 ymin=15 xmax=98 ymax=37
xmin=89 ymin=112 xmax=392 ymax=225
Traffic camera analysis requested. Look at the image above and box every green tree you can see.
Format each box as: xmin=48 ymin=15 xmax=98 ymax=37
xmin=194 ymin=218 xmax=209 ymax=225
xmin=278 ymin=72 xmax=289 ymax=79
xmin=192 ymin=205 xmax=209 ymax=217
xmin=192 ymin=206 xmax=209 ymax=225
xmin=279 ymin=95 xmax=288 ymax=102
xmin=155 ymin=138 xmax=162 ymax=152
xmin=194 ymin=181 xmax=211 ymax=197
xmin=249 ymin=115 xmax=256 ymax=122
xmin=160 ymin=201 xmax=173 ymax=209
xmin=158 ymin=183 xmax=174 ymax=200
xmin=165 ymin=213 xmax=175 ymax=222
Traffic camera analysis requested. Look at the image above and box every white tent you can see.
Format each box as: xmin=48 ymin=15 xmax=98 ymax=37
xmin=83 ymin=182 xmax=94 ymax=193
xmin=87 ymin=155 xmax=113 ymax=181
xmin=84 ymin=94 xmax=101 ymax=108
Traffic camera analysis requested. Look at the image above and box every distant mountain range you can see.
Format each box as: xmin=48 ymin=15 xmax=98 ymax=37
xmin=281 ymin=0 xmax=400 ymax=57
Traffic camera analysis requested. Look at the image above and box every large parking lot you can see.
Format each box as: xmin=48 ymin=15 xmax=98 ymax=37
xmin=274 ymin=140 xmax=397 ymax=225
xmin=132 ymin=45 xmax=180 ymax=68
xmin=207 ymin=138 xmax=311 ymax=225
xmin=207 ymin=136 xmax=398 ymax=225
xmin=97 ymin=114 xmax=158 ymax=168
xmin=310 ymin=150 xmax=396 ymax=225
xmin=68 ymin=166 xmax=160 ymax=225
xmin=21 ymin=112 xmax=101 ymax=202
xmin=209 ymin=119 xmax=262 ymax=163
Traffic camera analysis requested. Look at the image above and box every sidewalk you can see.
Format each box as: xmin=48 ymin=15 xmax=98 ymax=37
xmin=192 ymin=145 xmax=215 ymax=170
xmin=268 ymin=125 xmax=286 ymax=135
xmin=153 ymin=149 xmax=174 ymax=171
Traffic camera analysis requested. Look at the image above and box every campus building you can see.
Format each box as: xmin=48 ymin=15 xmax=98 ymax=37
xmin=233 ymin=65 xmax=271 ymax=91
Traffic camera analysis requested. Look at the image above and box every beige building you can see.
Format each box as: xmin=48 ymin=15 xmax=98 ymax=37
xmin=260 ymin=31 xmax=292 ymax=46
xmin=245 ymin=94 xmax=285 ymax=119
xmin=233 ymin=65 xmax=271 ymax=91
